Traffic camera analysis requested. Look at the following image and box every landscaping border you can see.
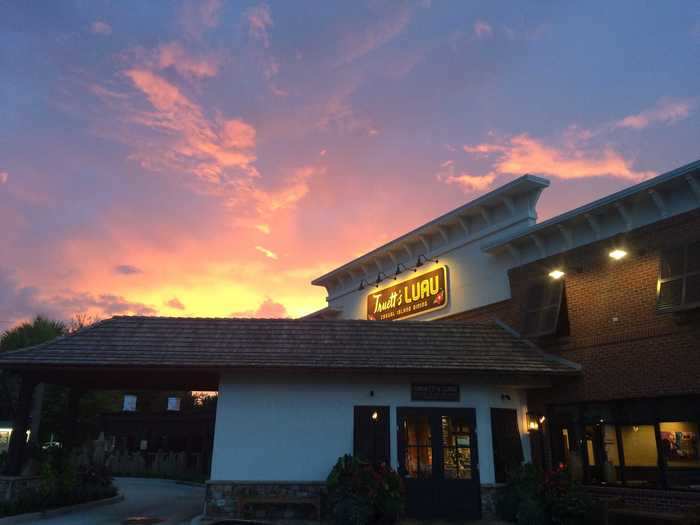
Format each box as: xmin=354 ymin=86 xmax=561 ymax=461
xmin=0 ymin=493 xmax=124 ymax=524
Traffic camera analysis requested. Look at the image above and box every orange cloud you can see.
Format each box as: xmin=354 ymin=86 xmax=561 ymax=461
xmin=165 ymin=297 xmax=186 ymax=310
xmin=439 ymin=173 xmax=496 ymax=192
xmin=231 ymin=297 xmax=287 ymax=318
xmin=614 ymin=97 xmax=696 ymax=129
xmin=255 ymin=246 xmax=278 ymax=259
xmin=463 ymin=134 xmax=653 ymax=181
xmin=157 ymin=42 xmax=219 ymax=79
xmin=120 ymin=68 xmax=257 ymax=182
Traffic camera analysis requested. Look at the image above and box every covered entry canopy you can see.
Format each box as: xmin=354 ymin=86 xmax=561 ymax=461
xmin=0 ymin=315 xmax=580 ymax=387
xmin=0 ymin=315 xmax=579 ymax=476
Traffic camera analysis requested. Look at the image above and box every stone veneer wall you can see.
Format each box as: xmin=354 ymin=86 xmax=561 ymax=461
xmin=0 ymin=476 xmax=41 ymax=501
xmin=205 ymin=481 xmax=325 ymax=523
xmin=480 ymin=483 xmax=505 ymax=520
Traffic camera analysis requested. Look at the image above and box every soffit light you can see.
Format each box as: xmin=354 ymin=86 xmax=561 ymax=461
xmin=548 ymin=269 xmax=565 ymax=280
xmin=609 ymin=249 xmax=627 ymax=260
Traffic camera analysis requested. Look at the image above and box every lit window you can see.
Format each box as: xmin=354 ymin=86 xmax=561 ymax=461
xmin=167 ymin=397 xmax=181 ymax=412
xmin=122 ymin=394 xmax=137 ymax=412
xmin=657 ymin=240 xmax=700 ymax=311
xmin=660 ymin=422 xmax=700 ymax=467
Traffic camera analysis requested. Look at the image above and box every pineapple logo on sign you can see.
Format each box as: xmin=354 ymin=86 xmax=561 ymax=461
xmin=367 ymin=266 xmax=448 ymax=321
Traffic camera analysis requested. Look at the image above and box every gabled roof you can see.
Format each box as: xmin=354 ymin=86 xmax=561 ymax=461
xmin=482 ymin=159 xmax=700 ymax=264
xmin=312 ymin=175 xmax=549 ymax=298
xmin=0 ymin=316 xmax=579 ymax=376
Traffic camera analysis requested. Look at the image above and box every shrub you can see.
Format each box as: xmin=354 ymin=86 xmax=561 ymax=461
xmin=496 ymin=463 xmax=596 ymax=525
xmin=327 ymin=455 xmax=404 ymax=525
xmin=0 ymin=447 xmax=117 ymax=518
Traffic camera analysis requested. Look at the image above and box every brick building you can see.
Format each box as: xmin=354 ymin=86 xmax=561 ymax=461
xmin=450 ymin=160 xmax=700 ymax=511
xmin=2 ymin=159 xmax=698 ymax=520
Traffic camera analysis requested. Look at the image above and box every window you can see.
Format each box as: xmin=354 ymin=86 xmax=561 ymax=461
xmin=122 ymin=394 xmax=137 ymax=412
xmin=661 ymin=421 xmax=700 ymax=490
xmin=403 ymin=414 xmax=433 ymax=478
xmin=167 ymin=397 xmax=181 ymax=412
xmin=657 ymin=241 xmax=700 ymax=311
xmin=621 ymin=425 xmax=658 ymax=467
xmin=441 ymin=415 xmax=473 ymax=480
xmin=660 ymin=422 xmax=700 ymax=467
xmin=521 ymin=279 xmax=565 ymax=337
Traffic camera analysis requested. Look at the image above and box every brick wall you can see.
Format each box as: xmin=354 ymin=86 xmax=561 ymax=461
xmin=449 ymin=209 xmax=700 ymax=405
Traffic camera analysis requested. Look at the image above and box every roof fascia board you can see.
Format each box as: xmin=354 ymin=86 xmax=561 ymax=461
xmin=313 ymin=175 xmax=549 ymax=291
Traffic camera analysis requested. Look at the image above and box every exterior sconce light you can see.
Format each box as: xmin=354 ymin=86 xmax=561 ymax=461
xmin=416 ymin=254 xmax=439 ymax=268
xmin=394 ymin=263 xmax=411 ymax=279
xmin=548 ymin=269 xmax=565 ymax=280
xmin=609 ymin=249 xmax=627 ymax=260
xmin=527 ymin=412 xmax=540 ymax=432
xmin=539 ymin=415 xmax=546 ymax=425
xmin=371 ymin=410 xmax=379 ymax=421
xmin=374 ymin=272 xmax=389 ymax=288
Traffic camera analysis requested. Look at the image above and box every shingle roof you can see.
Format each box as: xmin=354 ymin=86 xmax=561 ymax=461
xmin=0 ymin=316 xmax=580 ymax=375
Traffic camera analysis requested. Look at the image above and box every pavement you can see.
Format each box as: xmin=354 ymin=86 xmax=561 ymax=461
xmin=38 ymin=477 xmax=205 ymax=525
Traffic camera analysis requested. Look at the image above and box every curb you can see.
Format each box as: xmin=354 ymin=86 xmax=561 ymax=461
xmin=0 ymin=493 xmax=124 ymax=524
xmin=176 ymin=480 xmax=206 ymax=488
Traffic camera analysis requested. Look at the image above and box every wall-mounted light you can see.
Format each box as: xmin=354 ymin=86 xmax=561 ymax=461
xmin=609 ymin=249 xmax=627 ymax=260
xmin=632 ymin=425 xmax=639 ymax=433
xmin=394 ymin=263 xmax=411 ymax=279
xmin=375 ymin=272 xmax=389 ymax=288
xmin=371 ymin=410 xmax=379 ymax=421
xmin=526 ymin=412 xmax=540 ymax=432
xmin=416 ymin=254 xmax=439 ymax=268
xmin=539 ymin=415 xmax=546 ymax=425
xmin=548 ymin=269 xmax=565 ymax=280
xmin=358 ymin=279 xmax=369 ymax=291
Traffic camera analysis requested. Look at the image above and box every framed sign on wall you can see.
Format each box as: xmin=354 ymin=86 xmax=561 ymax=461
xmin=367 ymin=266 xmax=448 ymax=321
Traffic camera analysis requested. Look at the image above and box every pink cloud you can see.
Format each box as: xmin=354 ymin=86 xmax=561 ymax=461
xmin=439 ymin=173 xmax=496 ymax=192
xmin=0 ymin=171 xmax=8 ymax=185
xmin=230 ymin=165 xmax=323 ymax=216
xmin=614 ymin=97 xmax=696 ymax=129
xmin=181 ymin=0 xmax=223 ymax=38
xmin=117 ymin=68 xmax=257 ymax=182
xmin=231 ymin=297 xmax=287 ymax=318
xmin=90 ymin=21 xmax=112 ymax=35
xmin=473 ymin=20 xmax=493 ymax=39
xmin=335 ymin=7 xmax=413 ymax=65
xmin=245 ymin=4 xmax=273 ymax=48
xmin=463 ymin=134 xmax=653 ymax=182
xmin=165 ymin=297 xmax=186 ymax=310
xmin=157 ymin=42 xmax=219 ymax=79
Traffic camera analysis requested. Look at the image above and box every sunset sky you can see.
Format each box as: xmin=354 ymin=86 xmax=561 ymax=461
xmin=1 ymin=1 xmax=699 ymax=330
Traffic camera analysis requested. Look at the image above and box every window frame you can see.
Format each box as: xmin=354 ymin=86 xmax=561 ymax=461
xmin=521 ymin=278 xmax=565 ymax=338
xmin=657 ymin=241 xmax=700 ymax=312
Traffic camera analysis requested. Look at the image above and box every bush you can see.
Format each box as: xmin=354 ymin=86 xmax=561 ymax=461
xmin=496 ymin=463 xmax=596 ymax=525
xmin=0 ymin=448 xmax=117 ymax=518
xmin=327 ymin=455 xmax=404 ymax=525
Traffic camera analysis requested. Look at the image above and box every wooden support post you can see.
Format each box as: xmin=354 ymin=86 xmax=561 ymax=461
xmin=62 ymin=388 xmax=84 ymax=452
xmin=4 ymin=375 xmax=37 ymax=476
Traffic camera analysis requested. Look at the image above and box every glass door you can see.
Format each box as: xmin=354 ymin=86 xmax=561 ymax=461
xmin=397 ymin=407 xmax=480 ymax=519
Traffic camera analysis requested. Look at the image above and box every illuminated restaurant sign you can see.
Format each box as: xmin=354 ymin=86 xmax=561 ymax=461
xmin=367 ymin=266 xmax=448 ymax=321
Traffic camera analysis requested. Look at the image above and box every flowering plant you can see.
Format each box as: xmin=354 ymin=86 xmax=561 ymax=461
xmin=327 ymin=455 xmax=404 ymax=525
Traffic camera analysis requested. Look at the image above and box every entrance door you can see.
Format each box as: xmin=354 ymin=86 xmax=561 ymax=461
xmin=397 ymin=407 xmax=480 ymax=519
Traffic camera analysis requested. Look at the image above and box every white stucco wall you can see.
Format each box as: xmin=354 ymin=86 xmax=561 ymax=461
xmin=211 ymin=372 xmax=531 ymax=485
xmin=325 ymin=227 xmax=517 ymax=322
